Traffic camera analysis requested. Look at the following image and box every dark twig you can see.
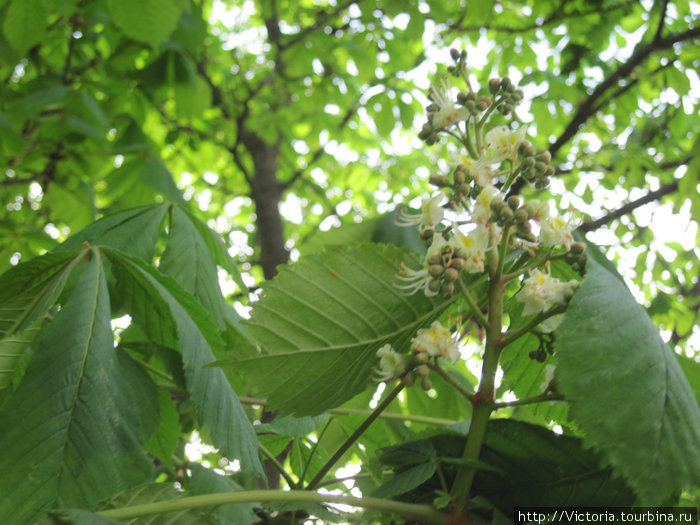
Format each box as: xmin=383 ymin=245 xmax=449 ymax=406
xmin=578 ymin=180 xmax=679 ymax=233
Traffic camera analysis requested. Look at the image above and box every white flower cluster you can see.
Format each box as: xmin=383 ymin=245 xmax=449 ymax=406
xmin=373 ymin=321 xmax=460 ymax=383
xmin=516 ymin=268 xmax=579 ymax=331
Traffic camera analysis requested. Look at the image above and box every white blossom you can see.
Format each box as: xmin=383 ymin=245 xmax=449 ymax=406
xmin=395 ymin=193 xmax=445 ymax=232
xmin=428 ymin=78 xmax=470 ymax=129
xmin=516 ymin=268 xmax=578 ymax=319
xmin=451 ymin=224 xmax=490 ymax=273
xmin=393 ymin=234 xmax=447 ymax=296
xmin=374 ymin=344 xmax=410 ymax=381
xmin=539 ymin=215 xmax=574 ymax=250
xmin=471 ymin=184 xmax=501 ymax=225
xmin=411 ymin=321 xmax=460 ymax=362
xmin=483 ymin=125 xmax=527 ymax=163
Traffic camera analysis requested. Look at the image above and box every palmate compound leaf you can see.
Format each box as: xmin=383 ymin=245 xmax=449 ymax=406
xmin=0 ymin=250 xmax=158 ymax=525
xmin=554 ymin=258 xmax=700 ymax=504
xmin=106 ymin=249 xmax=264 ymax=477
xmin=213 ymin=244 xmax=450 ymax=416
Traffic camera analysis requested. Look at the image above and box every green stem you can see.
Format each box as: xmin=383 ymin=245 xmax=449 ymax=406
xmin=239 ymin=397 xmax=457 ymax=427
xmin=500 ymin=304 xmax=567 ymax=349
xmin=97 ymin=489 xmax=447 ymax=524
xmin=493 ymin=392 xmax=564 ymax=409
xmin=457 ymin=276 xmax=488 ymax=328
xmin=462 ymin=116 xmax=479 ymax=158
xmin=330 ymin=407 xmax=456 ymax=426
xmin=305 ymin=382 xmax=404 ymax=490
xmin=429 ymin=362 xmax=475 ymax=402
xmin=450 ymin=253 xmax=505 ymax=515
xmin=259 ymin=443 xmax=298 ymax=489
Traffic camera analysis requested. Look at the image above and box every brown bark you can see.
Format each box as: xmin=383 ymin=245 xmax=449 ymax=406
xmin=239 ymin=129 xmax=289 ymax=280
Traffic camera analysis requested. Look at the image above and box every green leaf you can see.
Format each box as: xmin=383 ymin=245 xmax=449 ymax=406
xmin=140 ymin=157 xmax=186 ymax=205
xmin=373 ymin=461 xmax=437 ymax=498
xmin=189 ymin=463 xmax=257 ymax=525
xmin=54 ymin=204 xmax=169 ymax=263
xmin=215 ymin=244 xmax=450 ymax=416
xmin=554 ymin=259 xmax=700 ymax=504
xmin=160 ymin=206 xmax=236 ymax=329
xmin=381 ymin=420 xmax=635 ymax=511
xmin=182 ymin=207 xmax=248 ymax=294
xmin=477 ymin=420 xmax=635 ymax=511
xmin=0 ymin=251 xmax=80 ymax=338
xmin=2 ymin=0 xmax=47 ymax=54
xmin=106 ymin=0 xmax=186 ymax=47
xmin=0 ymin=317 xmax=43 ymax=389
xmin=0 ymin=252 xmax=158 ymax=525
xmin=108 ymin=250 xmax=263 ymax=477
xmin=145 ymin=389 xmax=181 ymax=471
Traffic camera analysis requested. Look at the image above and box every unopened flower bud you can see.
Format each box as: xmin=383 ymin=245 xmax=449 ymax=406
xmin=457 ymin=91 xmax=469 ymax=104
xmin=454 ymin=169 xmax=466 ymax=185
xmin=444 ymin=267 xmax=459 ymax=282
xmin=416 ymin=364 xmax=430 ymax=378
xmin=450 ymin=48 xmax=460 ymax=60
xmin=429 ymin=264 xmax=444 ymax=278
xmin=507 ymin=196 xmax=520 ymax=210
xmin=428 ymin=279 xmax=442 ymax=294
xmin=515 ymin=209 xmax=529 ymax=224
xmin=412 ymin=350 xmax=429 ymax=365
xmin=420 ymin=228 xmax=434 ymax=240
xmin=441 ymin=282 xmax=455 ymax=296
xmin=535 ymin=161 xmax=548 ymax=174
xmin=402 ymin=372 xmax=416 ymax=387
xmin=521 ymin=156 xmax=536 ymax=169
xmin=571 ymin=242 xmax=587 ymax=255
xmin=421 ymin=376 xmax=433 ymax=391
xmin=451 ymin=257 xmax=467 ymax=271
xmin=499 ymin=207 xmax=514 ymax=221
xmin=536 ymin=150 xmax=552 ymax=164
xmin=429 ymin=173 xmax=448 ymax=187
xmin=427 ymin=254 xmax=442 ymax=265
xmin=518 ymin=141 xmax=535 ymax=157
xmin=488 ymin=78 xmax=501 ymax=94
xmin=500 ymin=76 xmax=512 ymax=90
xmin=519 ymin=220 xmax=532 ymax=234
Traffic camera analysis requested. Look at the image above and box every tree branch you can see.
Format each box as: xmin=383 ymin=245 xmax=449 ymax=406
xmin=549 ymin=26 xmax=700 ymax=159
xmin=578 ymin=179 xmax=679 ymax=233
xmin=279 ymin=0 xmax=357 ymax=51
xmin=451 ymin=0 xmax=636 ymax=35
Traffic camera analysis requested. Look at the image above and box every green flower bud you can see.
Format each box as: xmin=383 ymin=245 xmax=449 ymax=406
xmin=416 ymin=364 xmax=430 ymax=378
xmin=420 ymin=228 xmax=434 ymax=240
xmin=451 ymin=257 xmax=467 ymax=271
xmin=507 ymin=196 xmax=520 ymax=210
xmin=536 ymin=150 xmax=552 ymax=164
xmin=518 ymin=141 xmax=536 ymax=157
xmin=428 ymin=279 xmax=442 ymax=294
xmin=427 ymin=254 xmax=442 ymax=266
xmin=521 ymin=156 xmax=536 ymax=169
xmin=421 ymin=376 xmax=433 ymax=391
xmin=450 ymin=48 xmax=460 ymax=60
xmin=412 ymin=350 xmax=429 ymax=365
xmin=488 ymin=78 xmax=501 ymax=94
xmin=500 ymin=76 xmax=512 ymax=90
xmin=402 ymin=372 xmax=416 ymax=387
xmin=440 ymin=282 xmax=455 ymax=296
xmin=571 ymin=242 xmax=587 ymax=255
xmin=454 ymin=169 xmax=466 ymax=185
xmin=499 ymin=207 xmax=514 ymax=221
xmin=444 ymin=267 xmax=459 ymax=282
xmin=429 ymin=264 xmax=444 ymax=278
xmin=515 ymin=208 xmax=529 ymax=224
xmin=429 ymin=173 xmax=448 ymax=187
